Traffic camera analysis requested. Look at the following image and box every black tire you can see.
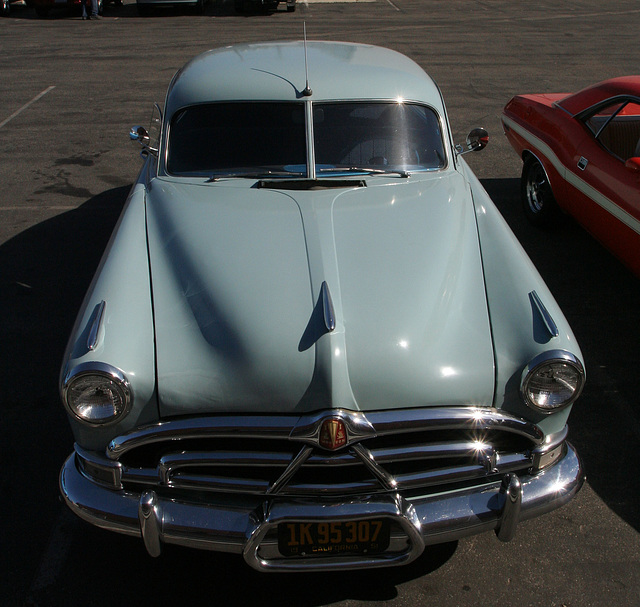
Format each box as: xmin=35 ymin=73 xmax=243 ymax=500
xmin=234 ymin=0 xmax=243 ymax=11
xmin=35 ymin=5 xmax=49 ymax=16
xmin=521 ymin=155 xmax=559 ymax=226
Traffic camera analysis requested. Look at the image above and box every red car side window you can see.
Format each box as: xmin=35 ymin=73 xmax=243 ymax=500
xmin=585 ymin=100 xmax=640 ymax=161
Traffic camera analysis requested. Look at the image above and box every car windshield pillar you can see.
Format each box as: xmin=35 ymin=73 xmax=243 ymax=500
xmin=305 ymin=99 xmax=316 ymax=180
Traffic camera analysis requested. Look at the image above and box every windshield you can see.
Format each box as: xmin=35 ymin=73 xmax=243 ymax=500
xmin=313 ymin=102 xmax=445 ymax=173
xmin=166 ymin=101 xmax=446 ymax=177
xmin=167 ymin=102 xmax=307 ymax=176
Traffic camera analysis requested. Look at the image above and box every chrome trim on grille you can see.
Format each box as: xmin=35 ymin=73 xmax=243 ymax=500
xmin=267 ymin=445 xmax=313 ymax=496
xmin=76 ymin=443 xmax=123 ymax=489
xmin=108 ymin=415 xmax=299 ymax=458
xmin=97 ymin=408 xmax=548 ymax=498
xmin=351 ymin=443 xmax=398 ymax=490
xmin=109 ymin=407 xmax=544 ymax=458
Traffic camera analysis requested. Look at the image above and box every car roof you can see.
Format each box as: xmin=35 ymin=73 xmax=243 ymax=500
xmin=558 ymin=75 xmax=640 ymax=115
xmin=164 ymin=41 xmax=445 ymax=117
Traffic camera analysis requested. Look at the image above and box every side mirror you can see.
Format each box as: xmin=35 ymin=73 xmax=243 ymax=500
xmin=625 ymin=157 xmax=640 ymax=172
xmin=130 ymin=126 xmax=150 ymax=145
xmin=129 ymin=103 xmax=163 ymax=156
xmin=456 ymin=128 xmax=489 ymax=155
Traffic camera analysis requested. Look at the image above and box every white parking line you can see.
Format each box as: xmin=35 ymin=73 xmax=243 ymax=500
xmin=494 ymin=8 xmax=640 ymax=22
xmin=0 ymin=205 xmax=77 ymax=210
xmin=0 ymin=86 xmax=56 ymax=130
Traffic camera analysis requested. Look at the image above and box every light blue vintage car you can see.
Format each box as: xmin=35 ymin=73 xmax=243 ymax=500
xmin=59 ymin=41 xmax=585 ymax=572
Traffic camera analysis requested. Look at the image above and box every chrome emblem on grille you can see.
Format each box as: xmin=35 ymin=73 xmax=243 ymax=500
xmin=319 ymin=418 xmax=347 ymax=450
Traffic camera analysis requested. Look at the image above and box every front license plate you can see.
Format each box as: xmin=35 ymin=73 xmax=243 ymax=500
xmin=278 ymin=519 xmax=390 ymax=557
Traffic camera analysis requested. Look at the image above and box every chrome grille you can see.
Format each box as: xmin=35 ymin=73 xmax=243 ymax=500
xmin=104 ymin=408 xmax=546 ymax=497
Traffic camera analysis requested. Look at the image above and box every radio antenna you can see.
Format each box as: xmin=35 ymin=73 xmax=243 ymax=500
xmin=302 ymin=22 xmax=312 ymax=97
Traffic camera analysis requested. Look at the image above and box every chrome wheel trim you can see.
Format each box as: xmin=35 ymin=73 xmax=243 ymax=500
xmin=525 ymin=161 xmax=549 ymax=215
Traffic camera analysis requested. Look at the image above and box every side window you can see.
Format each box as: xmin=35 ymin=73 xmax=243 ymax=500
xmin=584 ymin=100 xmax=640 ymax=161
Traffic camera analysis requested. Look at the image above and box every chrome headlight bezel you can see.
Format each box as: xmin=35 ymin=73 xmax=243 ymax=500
xmin=521 ymin=350 xmax=585 ymax=414
xmin=62 ymin=362 xmax=132 ymax=426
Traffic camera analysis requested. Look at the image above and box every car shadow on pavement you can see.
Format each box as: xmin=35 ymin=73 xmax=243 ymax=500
xmin=482 ymin=177 xmax=640 ymax=535
xmin=27 ymin=512 xmax=458 ymax=606
xmin=0 ymin=186 xmax=128 ymax=604
xmin=0 ymin=185 xmax=128 ymax=416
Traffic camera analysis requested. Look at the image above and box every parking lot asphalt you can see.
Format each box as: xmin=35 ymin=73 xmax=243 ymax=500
xmin=1 ymin=1 xmax=639 ymax=605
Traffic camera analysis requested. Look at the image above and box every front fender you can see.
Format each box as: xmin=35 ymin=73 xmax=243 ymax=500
xmin=60 ymin=172 xmax=157 ymax=451
xmin=462 ymin=158 xmax=584 ymax=436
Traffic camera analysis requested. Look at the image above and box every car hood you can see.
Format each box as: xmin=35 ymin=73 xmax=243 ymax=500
xmin=145 ymin=173 xmax=495 ymax=416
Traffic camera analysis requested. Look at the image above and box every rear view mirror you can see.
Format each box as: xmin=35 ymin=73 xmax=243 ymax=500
xmin=456 ymin=128 xmax=489 ymax=155
xmin=129 ymin=103 xmax=163 ymax=156
xmin=129 ymin=126 xmax=150 ymax=145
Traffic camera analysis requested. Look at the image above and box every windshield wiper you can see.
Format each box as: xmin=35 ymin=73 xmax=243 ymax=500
xmin=318 ymin=166 xmax=411 ymax=178
xmin=206 ymin=169 xmax=304 ymax=182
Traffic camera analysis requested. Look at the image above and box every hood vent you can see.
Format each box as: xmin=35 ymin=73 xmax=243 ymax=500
xmin=257 ymin=179 xmax=367 ymax=190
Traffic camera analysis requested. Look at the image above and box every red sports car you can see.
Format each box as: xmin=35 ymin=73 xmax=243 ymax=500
xmin=502 ymin=77 xmax=640 ymax=276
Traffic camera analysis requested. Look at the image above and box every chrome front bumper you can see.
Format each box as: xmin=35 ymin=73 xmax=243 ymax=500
xmin=60 ymin=442 xmax=584 ymax=572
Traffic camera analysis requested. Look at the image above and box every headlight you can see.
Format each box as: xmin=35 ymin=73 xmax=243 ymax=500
xmin=62 ymin=363 xmax=131 ymax=425
xmin=521 ymin=350 xmax=585 ymax=414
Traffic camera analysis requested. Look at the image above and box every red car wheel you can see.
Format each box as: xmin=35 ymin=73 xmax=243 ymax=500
xmin=521 ymin=156 xmax=559 ymax=226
